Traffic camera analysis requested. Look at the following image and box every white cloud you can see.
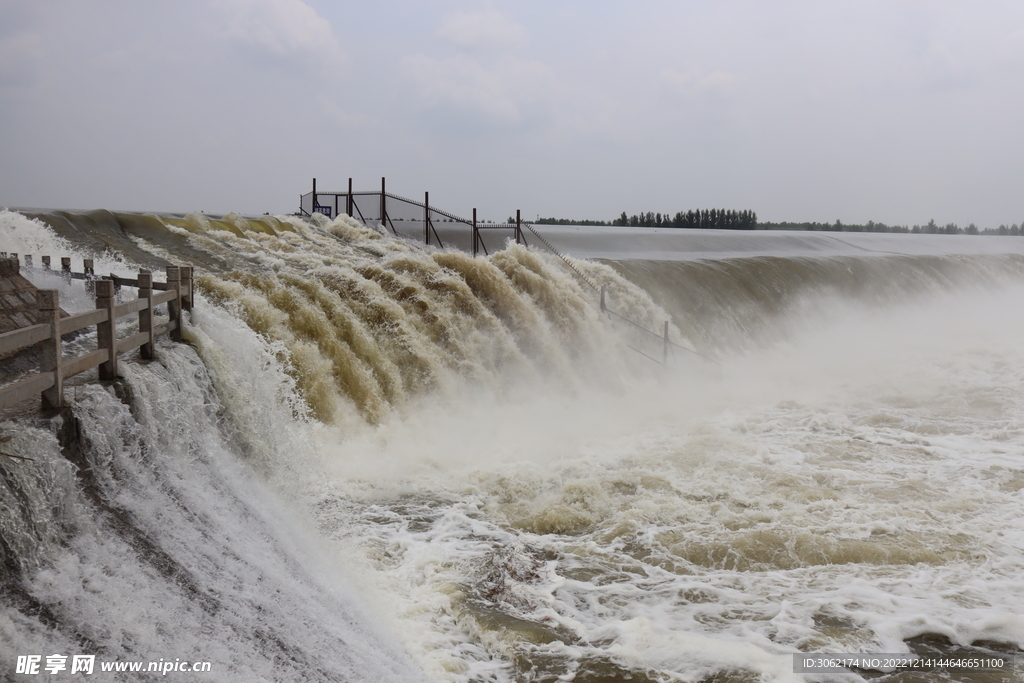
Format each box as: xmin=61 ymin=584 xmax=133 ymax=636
xmin=408 ymin=7 xmax=545 ymax=129
xmin=406 ymin=53 xmax=557 ymax=130
xmin=211 ymin=0 xmax=346 ymax=67
xmin=437 ymin=8 xmax=527 ymax=51
xmin=917 ymin=41 xmax=976 ymax=91
xmin=0 ymin=30 xmax=43 ymax=90
xmin=0 ymin=0 xmax=46 ymax=92
xmin=999 ymin=27 xmax=1024 ymax=64
xmin=317 ymin=95 xmax=377 ymax=129
xmin=660 ymin=68 xmax=739 ymax=98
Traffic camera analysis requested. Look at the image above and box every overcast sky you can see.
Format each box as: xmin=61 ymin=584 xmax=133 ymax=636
xmin=2 ymin=0 xmax=1023 ymax=227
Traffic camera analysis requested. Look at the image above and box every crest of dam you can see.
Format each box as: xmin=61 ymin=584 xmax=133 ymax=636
xmin=8 ymin=208 xmax=1024 ymax=425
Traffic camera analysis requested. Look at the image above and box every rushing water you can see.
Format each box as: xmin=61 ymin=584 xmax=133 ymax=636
xmin=2 ymin=208 xmax=1023 ymax=682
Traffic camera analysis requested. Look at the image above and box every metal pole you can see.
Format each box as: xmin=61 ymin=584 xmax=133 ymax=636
xmin=347 ymin=177 xmax=353 ymax=216
xmin=380 ymin=177 xmax=386 ymax=230
xmin=663 ymin=321 xmax=669 ymax=366
xmin=473 ymin=208 xmax=478 ymax=257
xmin=424 ymin=191 xmax=430 ymax=245
xmin=516 ymin=209 xmax=522 ymax=245
xmin=312 ymin=177 xmax=317 ymax=209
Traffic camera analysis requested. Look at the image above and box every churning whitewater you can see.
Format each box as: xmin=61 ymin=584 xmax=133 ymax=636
xmin=2 ymin=208 xmax=1024 ymax=682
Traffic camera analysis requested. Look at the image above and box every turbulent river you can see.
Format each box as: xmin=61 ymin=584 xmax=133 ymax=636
xmin=2 ymin=209 xmax=1023 ymax=682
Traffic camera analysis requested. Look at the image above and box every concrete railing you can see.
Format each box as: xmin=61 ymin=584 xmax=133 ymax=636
xmin=0 ymin=257 xmax=195 ymax=410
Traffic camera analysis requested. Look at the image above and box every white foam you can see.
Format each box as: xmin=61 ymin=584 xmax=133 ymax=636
xmin=310 ymin=283 xmax=1024 ymax=681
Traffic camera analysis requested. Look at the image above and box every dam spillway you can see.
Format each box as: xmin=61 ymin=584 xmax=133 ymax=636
xmin=2 ymin=207 xmax=1024 ymax=681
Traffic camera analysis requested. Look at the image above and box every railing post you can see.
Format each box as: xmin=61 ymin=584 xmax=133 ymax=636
xmin=24 ymin=254 xmax=33 ymax=268
xmin=42 ymin=256 xmax=50 ymax=270
xmin=83 ymin=258 xmax=95 ymax=295
xmin=61 ymin=257 xmax=71 ymax=283
xmin=516 ymin=209 xmax=522 ymax=245
xmin=180 ymin=266 xmax=193 ymax=312
xmin=663 ymin=321 xmax=669 ymax=367
xmin=138 ymin=270 xmax=154 ymax=360
xmin=96 ymin=279 xmax=118 ymax=381
xmin=473 ymin=208 xmax=478 ymax=257
xmin=35 ymin=290 xmax=63 ymax=409
xmin=347 ymin=177 xmax=353 ymax=216
xmin=424 ymin=191 xmax=430 ymax=245
xmin=166 ymin=265 xmax=182 ymax=343
xmin=380 ymin=177 xmax=386 ymax=231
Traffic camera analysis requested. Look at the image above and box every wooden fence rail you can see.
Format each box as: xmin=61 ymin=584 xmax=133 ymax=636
xmin=0 ymin=257 xmax=195 ymax=410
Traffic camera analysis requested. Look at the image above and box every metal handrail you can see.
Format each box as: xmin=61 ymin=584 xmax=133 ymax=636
xmin=520 ymin=221 xmax=601 ymax=292
xmin=302 ymin=181 xmax=716 ymax=367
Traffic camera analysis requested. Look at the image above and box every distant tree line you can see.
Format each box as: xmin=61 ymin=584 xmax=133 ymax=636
xmin=760 ymin=219 xmax=911 ymax=233
xmin=760 ymin=219 xmax=1024 ymax=235
xmin=533 ymin=217 xmax=611 ymax=226
xmin=534 ymin=208 xmax=758 ymax=228
xmin=611 ymin=209 xmax=758 ymax=229
xmin=530 ymin=211 xmax=1023 ymax=235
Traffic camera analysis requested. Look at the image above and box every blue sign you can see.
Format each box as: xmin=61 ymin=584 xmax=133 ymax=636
xmin=313 ymin=206 xmax=332 ymax=217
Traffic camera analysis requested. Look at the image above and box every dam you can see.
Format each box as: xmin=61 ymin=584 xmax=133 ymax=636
xmin=2 ymin=206 xmax=1024 ymax=681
